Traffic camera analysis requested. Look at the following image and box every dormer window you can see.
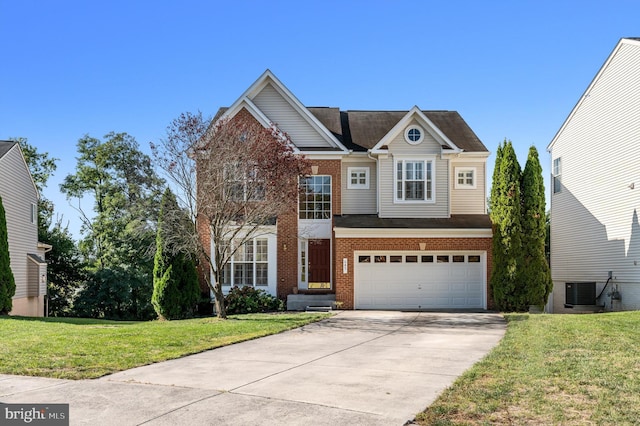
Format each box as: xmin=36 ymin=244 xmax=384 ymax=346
xmin=404 ymin=125 xmax=424 ymax=145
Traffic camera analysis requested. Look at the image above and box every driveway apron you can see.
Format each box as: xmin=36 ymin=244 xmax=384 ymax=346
xmin=0 ymin=311 xmax=505 ymax=425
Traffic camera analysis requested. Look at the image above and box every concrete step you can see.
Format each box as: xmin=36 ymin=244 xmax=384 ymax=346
xmin=305 ymin=306 xmax=333 ymax=313
xmin=564 ymin=304 xmax=605 ymax=313
xmin=287 ymin=294 xmax=336 ymax=311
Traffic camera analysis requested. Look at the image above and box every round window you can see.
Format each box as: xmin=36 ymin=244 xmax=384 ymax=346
xmin=405 ymin=125 xmax=424 ymax=144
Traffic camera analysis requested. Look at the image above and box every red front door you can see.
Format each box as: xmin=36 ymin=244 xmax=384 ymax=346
xmin=308 ymin=239 xmax=331 ymax=288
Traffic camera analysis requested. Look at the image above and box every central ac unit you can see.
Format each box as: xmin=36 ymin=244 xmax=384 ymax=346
xmin=565 ymin=282 xmax=596 ymax=305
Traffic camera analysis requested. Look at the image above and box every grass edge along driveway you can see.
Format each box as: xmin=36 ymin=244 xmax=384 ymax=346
xmin=415 ymin=311 xmax=640 ymax=425
xmin=0 ymin=313 xmax=328 ymax=380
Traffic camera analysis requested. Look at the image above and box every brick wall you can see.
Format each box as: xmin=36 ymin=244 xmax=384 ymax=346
xmin=334 ymin=237 xmax=494 ymax=309
xmin=276 ymin=159 xmax=341 ymax=298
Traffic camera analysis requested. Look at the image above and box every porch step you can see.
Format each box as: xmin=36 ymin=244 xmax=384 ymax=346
xmin=305 ymin=306 xmax=333 ymax=313
xmin=564 ymin=304 xmax=605 ymax=313
xmin=287 ymin=294 xmax=335 ymax=311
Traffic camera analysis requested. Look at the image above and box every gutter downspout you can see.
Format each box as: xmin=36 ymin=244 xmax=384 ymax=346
xmin=367 ymin=150 xmax=380 ymax=214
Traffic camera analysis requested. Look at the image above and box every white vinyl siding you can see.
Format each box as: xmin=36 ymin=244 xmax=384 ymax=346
xmin=378 ymin=121 xmax=449 ymax=218
xmin=251 ymin=83 xmax=335 ymax=149
xmin=450 ymin=161 xmax=486 ymax=214
xmin=549 ymin=41 xmax=640 ymax=312
xmin=342 ymin=161 xmax=377 ymax=214
xmin=0 ymin=145 xmax=39 ymax=300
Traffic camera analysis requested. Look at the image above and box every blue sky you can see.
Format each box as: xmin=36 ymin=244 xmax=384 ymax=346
xmin=1 ymin=0 xmax=638 ymax=239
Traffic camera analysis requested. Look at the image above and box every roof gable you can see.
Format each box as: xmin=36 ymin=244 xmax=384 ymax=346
xmin=0 ymin=141 xmax=40 ymax=198
xmin=219 ymin=70 xmax=348 ymax=153
xmin=370 ymin=107 xmax=461 ymax=153
xmin=0 ymin=141 xmax=17 ymax=159
xmin=548 ymin=37 xmax=640 ymax=151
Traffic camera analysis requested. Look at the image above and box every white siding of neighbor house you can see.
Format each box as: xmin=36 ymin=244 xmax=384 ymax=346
xmin=379 ymin=123 xmax=449 ymax=218
xmin=450 ymin=160 xmax=486 ymax=214
xmin=251 ymin=83 xmax=335 ymax=149
xmin=341 ymin=160 xmax=377 ymax=214
xmin=549 ymin=40 xmax=640 ymax=313
xmin=0 ymin=145 xmax=39 ymax=301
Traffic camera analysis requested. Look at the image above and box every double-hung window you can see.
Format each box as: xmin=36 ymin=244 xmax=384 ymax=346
xmin=395 ymin=158 xmax=434 ymax=202
xmin=224 ymin=163 xmax=265 ymax=201
xmin=222 ymin=238 xmax=269 ymax=287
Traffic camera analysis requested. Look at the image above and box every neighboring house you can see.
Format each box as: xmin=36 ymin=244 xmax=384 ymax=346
xmin=0 ymin=141 xmax=49 ymax=316
xmin=547 ymin=38 xmax=640 ymax=313
xmin=201 ymin=70 xmax=492 ymax=310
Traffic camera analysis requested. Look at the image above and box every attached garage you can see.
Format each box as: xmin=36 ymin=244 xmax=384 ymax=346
xmin=354 ymin=251 xmax=486 ymax=310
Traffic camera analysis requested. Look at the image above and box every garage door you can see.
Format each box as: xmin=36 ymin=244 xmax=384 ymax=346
xmin=354 ymin=252 xmax=485 ymax=310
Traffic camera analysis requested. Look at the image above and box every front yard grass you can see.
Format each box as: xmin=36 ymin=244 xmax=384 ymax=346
xmin=0 ymin=313 xmax=328 ymax=380
xmin=415 ymin=311 xmax=640 ymax=425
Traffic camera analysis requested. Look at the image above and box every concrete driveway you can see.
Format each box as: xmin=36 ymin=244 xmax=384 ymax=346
xmin=0 ymin=311 xmax=505 ymax=425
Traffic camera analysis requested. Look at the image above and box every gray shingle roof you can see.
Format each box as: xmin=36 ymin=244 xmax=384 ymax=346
xmin=335 ymin=214 xmax=492 ymax=229
xmin=215 ymin=106 xmax=488 ymax=153
xmin=0 ymin=141 xmax=17 ymax=159
xmin=310 ymin=109 xmax=488 ymax=153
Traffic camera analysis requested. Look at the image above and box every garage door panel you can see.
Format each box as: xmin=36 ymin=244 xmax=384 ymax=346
xmin=355 ymin=252 xmax=485 ymax=310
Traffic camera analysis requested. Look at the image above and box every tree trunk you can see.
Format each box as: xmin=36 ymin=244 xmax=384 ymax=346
xmin=211 ymin=280 xmax=227 ymax=319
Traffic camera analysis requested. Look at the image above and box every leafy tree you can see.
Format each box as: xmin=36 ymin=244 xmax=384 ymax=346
xmin=521 ymin=146 xmax=552 ymax=308
xmin=43 ymin=220 xmax=86 ymax=316
xmin=61 ymin=132 xmax=165 ymax=320
xmin=152 ymin=189 xmax=199 ymax=320
xmin=490 ymin=140 xmax=526 ymax=311
xmin=152 ymin=111 xmax=310 ymax=318
xmin=0 ymin=196 xmax=16 ymax=315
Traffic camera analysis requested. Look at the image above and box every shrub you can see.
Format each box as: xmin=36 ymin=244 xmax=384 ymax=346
xmin=225 ymin=286 xmax=284 ymax=315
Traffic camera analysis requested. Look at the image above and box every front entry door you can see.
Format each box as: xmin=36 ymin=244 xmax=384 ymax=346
xmin=308 ymin=239 xmax=331 ymax=289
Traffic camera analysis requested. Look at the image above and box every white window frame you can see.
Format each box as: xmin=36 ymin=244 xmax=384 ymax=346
xmin=347 ymin=167 xmax=370 ymax=189
xmin=221 ymin=237 xmax=269 ymax=287
xmin=394 ymin=157 xmax=435 ymax=203
xmin=454 ymin=167 xmax=476 ymax=189
xmin=404 ymin=125 xmax=424 ymax=145
xmin=553 ymin=157 xmax=562 ymax=194
xmin=30 ymin=203 xmax=37 ymax=224
xmin=299 ymin=175 xmax=332 ymax=220
xmin=299 ymin=240 xmax=308 ymax=285
xmin=224 ymin=162 xmax=265 ymax=202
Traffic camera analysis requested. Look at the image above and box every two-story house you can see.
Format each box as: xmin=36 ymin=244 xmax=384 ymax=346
xmin=202 ymin=70 xmax=492 ymax=310
xmin=547 ymin=38 xmax=640 ymax=313
xmin=0 ymin=141 xmax=49 ymax=316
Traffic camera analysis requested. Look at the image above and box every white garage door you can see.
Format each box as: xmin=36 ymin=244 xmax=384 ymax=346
xmin=354 ymin=252 xmax=486 ymax=310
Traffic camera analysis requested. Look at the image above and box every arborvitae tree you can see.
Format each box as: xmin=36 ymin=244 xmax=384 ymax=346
xmin=521 ymin=146 xmax=552 ymax=307
xmin=152 ymin=189 xmax=199 ymax=320
xmin=489 ymin=143 xmax=504 ymax=221
xmin=490 ymin=140 xmax=526 ymax=311
xmin=0 ymin=196 xmax=16 ymax=315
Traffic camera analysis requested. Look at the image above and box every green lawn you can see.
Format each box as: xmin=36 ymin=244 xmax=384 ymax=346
xmin=416 ymin=311 xmax=640 ymax=425
xmin=0 ymin=313 xmax=328 ymax=380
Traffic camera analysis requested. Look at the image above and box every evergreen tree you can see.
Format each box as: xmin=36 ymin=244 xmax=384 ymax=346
xmin=490 ymin=140 xmax=526 ymax=311
xmin=489 ymin=142 xmax=504 ymax=221
xmin=0 ymin=196 xmax=16 ymax=314
xmin=521 ymin=146 xmax=552 ymax=307
xmin=152 ymin=189 xmax=199 ymax=320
